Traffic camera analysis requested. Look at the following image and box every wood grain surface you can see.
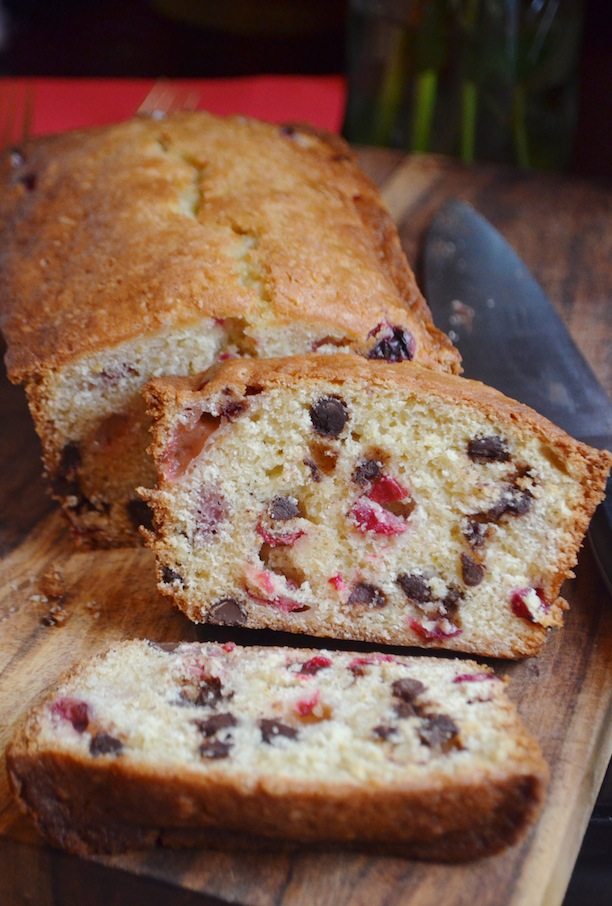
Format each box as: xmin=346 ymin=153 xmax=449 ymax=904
xmin=1 ymin=150 xmax=611 ymax=906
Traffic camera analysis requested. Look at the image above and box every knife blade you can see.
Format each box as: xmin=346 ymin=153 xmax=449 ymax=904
xmin=422 ymin=199 xmax=612 ymax=592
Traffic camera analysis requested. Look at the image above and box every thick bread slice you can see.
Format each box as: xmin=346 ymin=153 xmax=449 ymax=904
xmin=8 ymin=640 xmax=547 ymax=860
xmin=0 ymin=112 xmax=459 ymax=547
xmin=143 ymin=355 xmax=612 ymax=657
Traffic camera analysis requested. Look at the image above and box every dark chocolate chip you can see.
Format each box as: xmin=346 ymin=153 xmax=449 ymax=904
xmin=303 ymin=458 xmax=321 ymax=482
xmin=221 ymin=400 xmax=247 ymax=421
xmin=442 ymin=584 xmax=464 ymax=616
xmin=259 ymin=719 xmax=298 ymax=744
xmin=373 ymin=724 xmax=398 ymax=740
xmin=245 ymin=384 xmax=264 ymax=396
xmin=127 ymin=498 xmax=154 ymax=531
xmin=461 ymin=553 xmax=485 ymax=587
xmin=180 ymin=675 xmax=227 ymax=708
xmin=477 ymin=486 xmax=533 ymax=524
xmin=418 ymin=714 xmax=459 ymax=750
xmin=208 ymin=598 xmax=247 ymax=626
xmin=309 ymin=397 xmax=348 ymax=437
xmin=392 ymin=678 xmax=426 ymax=701
xmin=368 ymin=326 xmax=416 ymax=362
xmin=196 ymin=712 xmax=237 ymax=737
xmin=199 ymin=738 xmax=232 ymax=759
xmin=467 ymin=435 xmax=510 ymax=464
xmin=353 ymin=459 xmax=382 ymax=487
xmin=89 ymin=733 xmax=123 ymax=757
xmin=347 ymin=582 xmax=387 ymax=609
xmin=269 ymin=496 xmax=300 ymax=521
xmin=463 ymin=519 xmax=490 ymax=549
xmin=161 ymin=566 xmax=184 ymax=586
xmin=397 ymin=573 xmax=431 ymax=603
xmin=19 ymin=172 xmax=37 ymax=191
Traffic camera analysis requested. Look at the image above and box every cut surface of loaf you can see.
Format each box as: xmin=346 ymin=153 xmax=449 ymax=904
xmin=0 ymin=112 xmax=458 ymax=547
xmin=8 ymin=640 xmax=547 ymax=860
xmin=144 ymin=356 xmax=612 ymax=658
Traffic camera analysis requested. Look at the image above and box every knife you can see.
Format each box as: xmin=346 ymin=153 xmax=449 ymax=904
xmin=422 ymin=200 xmax=612 ymax=594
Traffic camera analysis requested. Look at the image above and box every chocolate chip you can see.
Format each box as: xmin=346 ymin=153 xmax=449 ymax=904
xmin=161 ymin=566 xmax=184 ymax=586
xmin=373 ymin=724 xmax=397 ymax=740
xmin=221 ymin=400 xmax=247 ymax=421
xmin=309 ymin=397 xmax=348 ymax=437
xmin=442 ymin=584 xmax=464 ymax=616
xmin=467 ymin=435 xmax=510 ymax=463
xmin=303 ymin=458 xmax=321 ymax=482
xmin=259 ymin=719 xmax=298 ymax=744
xmin=208 ymin=598 xmax=247 ymax=626
xmin=347 ymin=582 xmax=387 ymax=608
xmin=476 ymin=486 xmax=533 ymax=524
xmin=269 ymin=496 xmax=300 ymax=521
xmin=127 ymin=498 xmax=154 ymax=531
xmin=180 ymin=675 xmax=228 ymax=708
xmin=245 ymin=384 xmax=263 ymax=396
xmin=196 ymin=712 xmax=237 ymax=737
xmin=418 ymin=714 xmax=459 ymax=750
xmin=353 ymin=459 xmax=382 ymax=486
xmin=199 ymin=738 xmax=232 ymax=759
xmin=368 ymin=326 xmax=416 ymax=362
xmin=89 ymin=733 xmax=123 ymax=757
xmin=392 ymin=678 xmax=426 ymax=701
xmin=19 ymin=172 xmax=37 ymax=191
xmin=461 ymin=553 xmax=485 ymax=587
xmin=397 ymin=573 xmax=431 ymax=603
xmin=463 ymin=519 xmax=490 ymax=549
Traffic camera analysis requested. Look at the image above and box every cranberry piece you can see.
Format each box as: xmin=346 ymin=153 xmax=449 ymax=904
xmin=347 ymin=582 xmax=387 ymax=608
xmin=460 ymin=553 xmax=485 ymax=587
xmin=259 ymin=719 xmax=298 ymax=743
xmin=295 ymin=691 xmax=320 ymax=717
xmin=397 ymin=573 xmax=431 ymax=603
xmin=194 ymin=488 xmax=227 ymax=542
xmin=51 ymin=698 xmax=89 ymax=733
xmin=367 ymin=322 xmax=416 ymax=362
xmin=209 ymin=598 xmax=247 ymax=626
xmin=127 ymin=498 xmax=154 ymax=531
xmin=220 ymin=400 xmax=247 ymax=421
xmin=408 ymin=617 xmax=462 ymax=641
xmin=89 ymin=733 xmax=123 ymax=757
xmin=511 ymin=587 xmax=550 ymax=623
xmin=348 ymin=654 xmax=396 ymax=675
xmin=162 ymin=411 xmax=220 ymax=481
xmin=349 ymin=497 xmax=407 ymax=536
xmin=353 ymin=459 xmax=382 ymax=487
xmin=328 ymin=574 xmax=347 ymax=592
xmin=299 ymin=655 xmax=332 ymax=675
xmin=309 ymin=397 xmax=349 ymax=437
xmin=256 ymin=520 xmax=304 ymax=548
xmin=453 ymin=673 xmax=498 ymax=683
xmin=368 ymin=475 xmax=410 ymax=505
xmin=467 ymin=435 xmax=510 ymax=463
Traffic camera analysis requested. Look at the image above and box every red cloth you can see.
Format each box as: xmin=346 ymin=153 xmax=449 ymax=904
xmin=0 ymin=76 xmax=346 ymax=138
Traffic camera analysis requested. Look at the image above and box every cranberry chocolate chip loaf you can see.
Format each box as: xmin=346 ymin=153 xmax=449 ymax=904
xmin=143 ymin=356 xmax=611 ymax=658
xmin=0 ymin=112 xmax=458 ymax=548
xmin=8 ymin=640 xmax=547 ymax=859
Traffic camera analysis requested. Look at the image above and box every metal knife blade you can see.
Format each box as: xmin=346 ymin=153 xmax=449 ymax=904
xmin=423 ymin=199 xmax=612 ymax=591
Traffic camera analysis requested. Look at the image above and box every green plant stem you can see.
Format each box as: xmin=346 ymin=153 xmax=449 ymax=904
xmin=372 ymin=27 xmax=410 ymax=146
xmin=512 ymin=84 xmax=530 ymax=168
xmin=460 ymin=80 xmax=477 ymax=162
xmin=410 ymin=69 xmax=438 ymax=153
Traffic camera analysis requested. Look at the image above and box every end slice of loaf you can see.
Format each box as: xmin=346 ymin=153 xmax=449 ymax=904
xmin=0 ymin=112 xmax=459 ymax=547
xmin=143 ymin=355 xmax=612 ymax=658
xmin=8 ymin=640 xmax=547 ymax=860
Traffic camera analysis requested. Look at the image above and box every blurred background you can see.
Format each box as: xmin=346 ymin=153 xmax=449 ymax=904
xmin=0 ymin=0 xmax=609 ymax=176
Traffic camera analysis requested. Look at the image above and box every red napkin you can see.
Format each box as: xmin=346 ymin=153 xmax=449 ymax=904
xmin=0 ymin=76 xmax=346 ymax=138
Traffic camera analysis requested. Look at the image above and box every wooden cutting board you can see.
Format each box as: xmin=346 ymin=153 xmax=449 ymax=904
xmin=1 ymin=151 xmax=611 ymax=906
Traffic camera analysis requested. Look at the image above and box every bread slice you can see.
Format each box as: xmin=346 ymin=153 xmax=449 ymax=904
xmin=8 ymin=639 xmax=547 ymax=860
xmin=0 ymin=113 xmax=459 ymax=547
xmin=143 ymin=356 xmax=611 ymax=658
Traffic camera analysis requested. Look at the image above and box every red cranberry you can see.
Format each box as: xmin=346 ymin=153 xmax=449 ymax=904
xmin=299 ymin=655 xmax=332 ymax=675
xmin=510 ymin=587 xmax=549 ymax=623
xmin=51 ymin=698 xmax=90 ymax=733
xmin=408 ymin=617 xmax=462 ymax=641
xmin=256 ymin=520 xmax=304 ymax=548
xmin=349 ymin=497 xmax=407 ymax=536
xmin=367 ymin=475 xmax=410 ymax=505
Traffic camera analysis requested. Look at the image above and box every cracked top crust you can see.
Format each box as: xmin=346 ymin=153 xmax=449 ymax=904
xmin=0 ymin=111 xmax=459 ymax=383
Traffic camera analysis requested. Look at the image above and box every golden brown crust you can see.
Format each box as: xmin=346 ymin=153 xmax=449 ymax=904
xmin=0 ymin=112 xmax=459 ymax=384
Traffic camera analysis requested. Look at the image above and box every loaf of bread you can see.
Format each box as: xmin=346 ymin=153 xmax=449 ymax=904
xmin=0 ymin=112 xmax=458 ymax=547
xmin=143 ymin=355 xmax=611 ymax=658
xmin=8 ymin=639 xmax=547 ymax=860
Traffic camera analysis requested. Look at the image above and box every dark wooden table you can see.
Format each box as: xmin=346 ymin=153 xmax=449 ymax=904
xmin=0 ymin=150 xmax=611 ymax=906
